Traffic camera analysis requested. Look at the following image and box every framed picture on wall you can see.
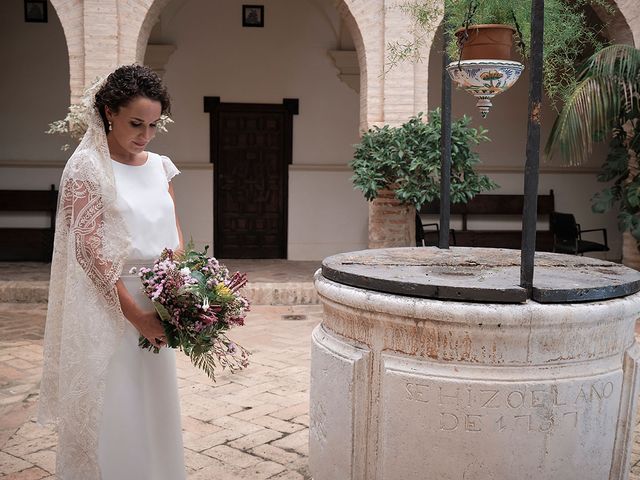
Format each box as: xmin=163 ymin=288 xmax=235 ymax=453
xmin=242 ymin=5 xmax=264 ymax=28
xmin=24 ymin=0 xmax=48 ymax=22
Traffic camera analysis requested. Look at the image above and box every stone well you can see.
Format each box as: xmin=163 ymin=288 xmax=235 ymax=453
xmin=309 ymin=247 xmax=640 ymax=480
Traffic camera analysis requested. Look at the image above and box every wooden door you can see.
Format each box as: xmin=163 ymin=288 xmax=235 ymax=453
xmin=204 ymin=98 xmax=298 ymax=258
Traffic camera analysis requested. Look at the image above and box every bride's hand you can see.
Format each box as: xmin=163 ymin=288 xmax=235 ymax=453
xmin=131 ymin=310 xmax=166 ymax=348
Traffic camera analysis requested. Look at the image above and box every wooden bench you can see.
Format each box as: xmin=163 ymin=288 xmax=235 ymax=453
xmin=0 ymin=186 xmax=58 ymax=261
xmin=419 ymin=190 xmax=555 ymax=251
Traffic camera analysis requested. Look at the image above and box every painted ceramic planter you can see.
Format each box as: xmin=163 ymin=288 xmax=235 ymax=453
xmin=446 ymin=60 xmax=524 ymax=118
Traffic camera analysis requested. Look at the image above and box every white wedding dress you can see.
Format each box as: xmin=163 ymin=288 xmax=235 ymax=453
xmin=97 ymin=152 xmax=186 ymax=480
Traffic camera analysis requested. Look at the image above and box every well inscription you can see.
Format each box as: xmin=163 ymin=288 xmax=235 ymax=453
xmin=381 ymin=365 xmax=622 ymax=479
xmin=404 ymin=380 xmax=615 ymax=434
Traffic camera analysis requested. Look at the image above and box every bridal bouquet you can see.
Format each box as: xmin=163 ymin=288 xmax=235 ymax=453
xmin=134 ymin=246 xmax=250 ymax=381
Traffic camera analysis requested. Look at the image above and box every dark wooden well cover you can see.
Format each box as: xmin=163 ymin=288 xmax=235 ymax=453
xmin=321 ymin=247 xmax=640 ymax=304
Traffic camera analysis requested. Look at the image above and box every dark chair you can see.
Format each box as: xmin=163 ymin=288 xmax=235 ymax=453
xmin=415 ymin=212 xmax=426 ymax=246
xmin=550 ymin=212 xmax=609 ymax=255
xmin=415 ymin=212 xmax=456 ymax=247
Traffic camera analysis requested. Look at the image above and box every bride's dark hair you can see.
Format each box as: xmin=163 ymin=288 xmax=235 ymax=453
xmin=94 ymin=64 xmax=171 ymax=133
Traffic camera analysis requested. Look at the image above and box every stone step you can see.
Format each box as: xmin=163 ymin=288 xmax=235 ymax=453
xmin=0 ymin=282 xmax=49 ymax=304
xmin=0 ymin=280 xmax=319 ymax=306
xmin=244 ymin=282 xmax=319 ymax=305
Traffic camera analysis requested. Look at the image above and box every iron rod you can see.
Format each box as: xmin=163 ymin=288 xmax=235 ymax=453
xmin=520 ymin=0 xmax=544 ymax=292
xmin=439 ymin=19 xmax=452 ymax=249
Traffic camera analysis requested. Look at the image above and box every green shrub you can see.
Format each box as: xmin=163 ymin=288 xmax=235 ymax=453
xmin=350 ymin=109 xmax=497 ymax=209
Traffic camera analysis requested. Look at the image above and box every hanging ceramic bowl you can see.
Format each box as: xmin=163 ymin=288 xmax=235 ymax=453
xmin=446 ymin=60 xmax=524 ymax=118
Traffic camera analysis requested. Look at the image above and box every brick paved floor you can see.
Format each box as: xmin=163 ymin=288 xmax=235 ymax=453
xmin=3 ymin=300 xmax=640 ymax=479
xmin=0 ymin=303 xmax=320 ymax=480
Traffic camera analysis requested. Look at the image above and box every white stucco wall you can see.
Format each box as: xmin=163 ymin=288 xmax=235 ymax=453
xmin=0 ymin=0 xmax=69 ymax=162
xmin=149 ymin=0 xmax=359 ymax=165
xmin=288 ymin=168 xmax=368 ymax=260
xmin=147 ymin=0 xmax=363 ymax=258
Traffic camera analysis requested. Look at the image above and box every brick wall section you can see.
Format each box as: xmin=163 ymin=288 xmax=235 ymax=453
xmin=116 ymin=0 xmax=170 ymax=65
xmin=343 ymin=0 xmax=385 ymax=130
xmin=83 ymin=0 xmax=119 ymax=85
xmin=382 ymin=0 xmax=418 ymax=127
xmin=414 ymin=9 xmax=442 ymax=115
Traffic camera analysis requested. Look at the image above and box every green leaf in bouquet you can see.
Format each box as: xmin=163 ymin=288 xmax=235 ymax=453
xmin=153 ymin=301 xmax=172 ymax=322
xmin=186 ymin=334 xmax=250 ymax=382
xmin=164 ymin=323 xmax=181 ymax=349
xmin=190 ymin=349 xmax=219 ymax=381
xmin=190 ymin=270 xmax=206 ymax=285
xmin=178 ymin=284 xmax=197 ymax=295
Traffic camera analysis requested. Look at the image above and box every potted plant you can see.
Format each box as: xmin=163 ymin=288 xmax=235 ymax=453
xmin=389 ymin=0 xmax=611 ymax=106
xmin=455 ymin=24 xmax=516 ymax=61
xmin=545 ymin=44 xmax=640 ymax=267
xmin=351 ymin=109 xmax=497 ymax=247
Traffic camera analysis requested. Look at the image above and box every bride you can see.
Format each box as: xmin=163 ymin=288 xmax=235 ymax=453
xmin=38 ymin=64 xmax=186 ymax=480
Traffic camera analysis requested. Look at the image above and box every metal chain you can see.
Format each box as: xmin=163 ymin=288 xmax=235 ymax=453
xmin=511 ymin=10 xmax=527 ymax=54
xmin=456 ymin=0 xmax=479 ymax=66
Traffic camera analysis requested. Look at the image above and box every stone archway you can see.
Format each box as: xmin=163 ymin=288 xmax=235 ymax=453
xmin=613 ymin=0 xmax=640 ymax=46
xmin=133 ymin=0 xmax=377 ymax=130
xmin=51 ymin=0 xmax=640 ymax=112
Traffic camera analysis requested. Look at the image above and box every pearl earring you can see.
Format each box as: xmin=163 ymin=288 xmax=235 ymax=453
xmin=108 ymin=121 xmax=112 ymax=131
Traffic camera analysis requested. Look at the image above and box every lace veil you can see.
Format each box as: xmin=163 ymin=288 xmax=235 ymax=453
xmin=38 ymin=78 xmax=131 ymax=479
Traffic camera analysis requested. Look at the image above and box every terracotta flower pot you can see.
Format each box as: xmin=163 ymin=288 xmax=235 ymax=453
xmin=368 ymin=189 xmax=415 ymax=249
xmin=454 ymin=24 xmax=516 ymax=61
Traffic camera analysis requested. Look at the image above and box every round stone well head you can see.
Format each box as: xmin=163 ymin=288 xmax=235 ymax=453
xmin=310 ymin=247 xmax=640 ymax=480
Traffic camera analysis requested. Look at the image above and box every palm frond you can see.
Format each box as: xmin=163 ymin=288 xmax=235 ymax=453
xmin=546 ymin=44 xmax=640 ymax=166
xmin=546 ymin=77 xmax=621 ymax=165
xmin=582 ymin=44 xmax=640 ymax=81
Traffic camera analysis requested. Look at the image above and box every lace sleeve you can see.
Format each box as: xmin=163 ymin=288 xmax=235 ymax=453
xmin=160 ymin=155 xmax=180 ymax=182
xmin=61 ymin=177 xmax=124 ymax=310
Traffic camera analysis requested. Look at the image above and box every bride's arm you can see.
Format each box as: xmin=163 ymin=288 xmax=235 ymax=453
xmin=168 ymin=182 xmax=184 ymax=253
xmin=116 ymin=280 xmax=165 ymax=348
xmin=63 ymin=175 xmax=166 ymax=348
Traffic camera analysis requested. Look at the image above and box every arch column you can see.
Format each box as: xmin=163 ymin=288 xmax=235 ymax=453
xmin=339 ymin=0 xmax=432 ymax=130
xmin=51 ymin=0 xmax=119 ymax=101
xmin=50 ymin=0 xmax=85 ymax=103
xmin=129 ymin=0 xmax=173 ymax=64
xmin=379 ymin=0 xmax=431 ymax=127
xmin=83 ymin=0 xmax=119 ymax=84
